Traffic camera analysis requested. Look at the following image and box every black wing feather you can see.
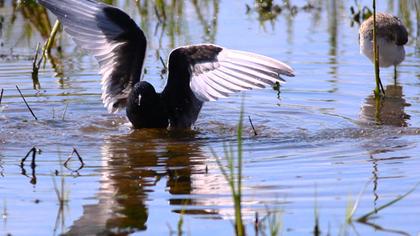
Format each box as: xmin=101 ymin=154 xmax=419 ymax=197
xmin=39 ymin=0 xmax=147 ymax=112
xmin=162 ymin=44 xmax=294 ymax=127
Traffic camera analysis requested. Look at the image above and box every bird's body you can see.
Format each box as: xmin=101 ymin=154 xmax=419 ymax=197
xmin=359 ymin=12 xmax=408 ymax=68
xmin=39 ymin=0 xmax=294 ymax=129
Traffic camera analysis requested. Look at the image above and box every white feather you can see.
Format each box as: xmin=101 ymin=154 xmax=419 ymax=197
xmin=360 ymin=36 xmax=405 ymax=68
xmin=187 ymin=46 xmax=294 ymax=102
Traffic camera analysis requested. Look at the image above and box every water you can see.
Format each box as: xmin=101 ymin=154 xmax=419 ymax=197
xmin=1 ymin=0 xmax=420 ymax=235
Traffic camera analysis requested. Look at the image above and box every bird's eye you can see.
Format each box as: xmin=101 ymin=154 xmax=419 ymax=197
xmin=138 ymin=94 xmax=142 ymax=106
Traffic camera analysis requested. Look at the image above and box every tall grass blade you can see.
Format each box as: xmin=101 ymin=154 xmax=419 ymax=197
xmin=212 ymin=98 xmax=246 ymax=236
xmin=357 ymin=183 xmax=419 ymax=222
xmin=347 ymin=178 xmax=373 ymax=222
xmin=16 ymin=85 xmax=38 ymax=120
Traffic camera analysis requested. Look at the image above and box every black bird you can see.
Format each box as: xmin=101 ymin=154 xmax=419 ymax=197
xmin=39 ymin=0 xmax=295 ymax=129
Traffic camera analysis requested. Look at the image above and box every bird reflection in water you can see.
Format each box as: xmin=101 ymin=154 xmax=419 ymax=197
xmin=360 ymin=84 xmax=410 ymax=127
xmin=66 ymin=130 xmax=216 ymax=235
xmin=359 ymin=84 xmax=413 ymax=236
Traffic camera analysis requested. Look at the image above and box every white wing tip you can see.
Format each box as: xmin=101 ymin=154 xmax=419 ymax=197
xmin=278 ymin=62 xmax=295 ymax=77
xmin=222 ymin=49 xmax=295 ymax=77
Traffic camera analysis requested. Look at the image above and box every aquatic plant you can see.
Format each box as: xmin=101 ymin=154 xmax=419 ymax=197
xmin=349 ymin=1 xmax=372 ymax=26
xmin=260 ymin=208 xmax=283 ymax=236
xmin=356 ymin=183 xmax=419 ymax=223
xmin=177 ymin=206 xmax=185 ymax=236
xmin=19 ymin=147 xmax=40 ymax=184
xmin=20 ymin=146 xmax=39 ymax=169
xmin=372 ymin=0 xmax=383 ymax=97
xmin=31 ymin=43 xmax=42 ymax=90
xmin=212 ymin=100 xmax=245 ymax=236
xmin=41 ymin=20 xmax=61 ymax=62
xmin=16 ymin=85 xmax=37 ymax=120
xmin=63 ymin=147 xmax=85 ymax=172
xmin=166 ymin=205 xmax=186 ymax=236
xmin=345 ymin=179 xmax=372 ymax=223
xmin=313 ymin=188 xmax=320 ymax=236
xmin=340 ymin=179 xmax=418 ymax=236
xmin=29 ymin=19 xmax=61 ymax=88
xmin=52 ymin=166 xmax=70 ymax=235
xmin=246 ymin=0 xmax=320 ymax=25
xmin=15 ymin=0 xmax=53 ymax=38
xmin=61 ymin=103 xmax=68 ymax=121
xmin=248 ymin=116 xmax=258 ymax=136
xmin=0 ymin=88 xmax=3 ymax=106
xmin=52 ymin=173 xmax=69 ymax=209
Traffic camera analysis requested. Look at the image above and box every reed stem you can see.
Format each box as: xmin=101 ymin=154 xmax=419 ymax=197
xmin=16 ymin=85 xmax=38 ymax=120
xmin=373 ymin=0 xmax=384 ymax=97
xmin=0 ymin=88 xmax=3 ymax=105
xmin=43 ymin=20 xmax=61 ymax=60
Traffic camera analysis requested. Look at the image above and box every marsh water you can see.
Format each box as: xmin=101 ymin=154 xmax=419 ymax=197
xmin=1 ymin=0 xmax=420 ymax=235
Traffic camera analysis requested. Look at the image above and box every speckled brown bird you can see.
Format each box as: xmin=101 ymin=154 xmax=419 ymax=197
xmin=359 ymin=12 xmax=408 ymax=72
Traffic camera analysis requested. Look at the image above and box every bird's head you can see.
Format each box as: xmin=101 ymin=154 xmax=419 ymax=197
xmin=126 ymin=81 xmax=169 ymax=128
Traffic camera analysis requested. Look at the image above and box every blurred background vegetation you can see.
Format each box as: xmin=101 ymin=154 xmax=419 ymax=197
xmin=0 ymin=0 xmax=418 ymax=80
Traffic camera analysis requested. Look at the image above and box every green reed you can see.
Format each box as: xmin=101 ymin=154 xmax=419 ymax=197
xmin=212 ymin=100 xmax=245 ymax=236
xmin=357 ymin=183 xmax=419 ymax=223
xmin=344 ymin=180 xmax=418 ymax=234
xmin=264 ymin=208 xmax=283 ymax=236
xmin=372 ymin=0 xmax=384 ymax=97
xmin=42 ymin=20 xmax=61 ymax=61
xmin=177 ymin=207 xmax=185 ymax=236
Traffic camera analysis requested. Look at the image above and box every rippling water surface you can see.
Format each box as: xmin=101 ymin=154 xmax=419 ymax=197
xmin=1 ymin=0 xmax=420 ymax=235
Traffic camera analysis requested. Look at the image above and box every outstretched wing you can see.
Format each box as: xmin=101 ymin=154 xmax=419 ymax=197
xmin=39 ymin=0 xmax=147 ymax=113
xmin=164 ymin=44 xmax=294 ymax=102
